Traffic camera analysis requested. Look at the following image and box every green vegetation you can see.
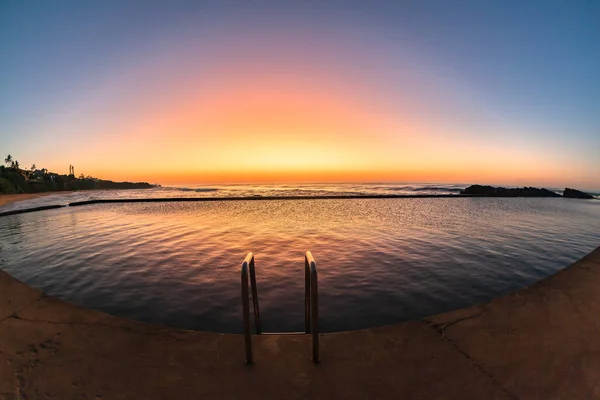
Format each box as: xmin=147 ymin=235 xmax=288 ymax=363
xmin=0 ymin=154 xmax=154 ymax=194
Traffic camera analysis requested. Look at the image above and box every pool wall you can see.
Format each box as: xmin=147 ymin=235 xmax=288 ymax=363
xmin=0 ymin=193 xmax=496 ymax=217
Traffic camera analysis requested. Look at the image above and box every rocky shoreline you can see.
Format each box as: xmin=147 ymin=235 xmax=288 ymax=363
xmin=461 ymin=185 xmax=596 ymax=199
xmin=563 ymin=188 xmax=595 ymax=199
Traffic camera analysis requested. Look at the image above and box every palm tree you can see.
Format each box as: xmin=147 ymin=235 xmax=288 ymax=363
xmin=31 ymin=164 xmax=36 ymax=171
xmin=13 ymin=160 xmax=20 ymax=170
xmin=4 ymin=154 xmax=12 ymax=167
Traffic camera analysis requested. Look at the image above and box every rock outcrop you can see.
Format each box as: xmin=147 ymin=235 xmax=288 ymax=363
xmin=460 ymin=185 xmax=561 ymax=197
xmin=563 ymin=188 xmax=595 ymax=199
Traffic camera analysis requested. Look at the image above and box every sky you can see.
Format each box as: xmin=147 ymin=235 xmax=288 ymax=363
xmin=1 ymin=0 xmax=599 ymax=189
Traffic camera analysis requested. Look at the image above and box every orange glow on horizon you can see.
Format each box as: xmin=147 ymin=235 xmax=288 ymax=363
xmin=25 ymin=40 xmax=596 ymax=190
xmin=4 ymin=3 xmax=599 ymax=191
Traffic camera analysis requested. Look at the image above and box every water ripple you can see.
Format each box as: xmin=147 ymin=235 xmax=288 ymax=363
xmin=0 ymin=197 xmax=599 ymax=333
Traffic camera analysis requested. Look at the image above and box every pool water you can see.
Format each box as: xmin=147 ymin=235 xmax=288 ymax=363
xmin=1 ymin=197 xmax=599 ymax=333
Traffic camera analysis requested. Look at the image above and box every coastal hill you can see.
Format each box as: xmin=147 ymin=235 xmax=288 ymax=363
xmin=461 ymin=185 xmax=595 ymax=199
xmin=1 ymin=155 xmax=154 ymax=194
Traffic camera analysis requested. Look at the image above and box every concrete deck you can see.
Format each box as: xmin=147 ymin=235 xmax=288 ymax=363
xmin=1 ymin=246 xmax=599 ymax=399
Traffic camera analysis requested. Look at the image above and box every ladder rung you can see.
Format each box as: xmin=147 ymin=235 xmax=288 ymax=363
xmin=260 ymin=332 xmax=306 ymax=336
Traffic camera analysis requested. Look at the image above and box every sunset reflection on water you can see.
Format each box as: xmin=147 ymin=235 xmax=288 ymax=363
xmin=1 ymin=197 xmax=599 ymax=333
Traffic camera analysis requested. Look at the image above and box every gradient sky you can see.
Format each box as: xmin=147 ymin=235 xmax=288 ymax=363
xmin=1 ymin=0 xmax=599 ymax=189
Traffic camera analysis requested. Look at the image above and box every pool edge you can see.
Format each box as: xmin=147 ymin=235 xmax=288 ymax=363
xmin=1 ymin=244 xmax=599 ymax=398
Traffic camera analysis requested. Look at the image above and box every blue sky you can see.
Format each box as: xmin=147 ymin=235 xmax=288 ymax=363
xmin=1 ymin=0 xmax=599 ymax=188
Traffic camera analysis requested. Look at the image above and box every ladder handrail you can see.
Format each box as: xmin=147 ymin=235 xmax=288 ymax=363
xmin=305 ymin=251 xmax=319 ymax=363
xmin=248 ymin=254 xmax=261 ymax=334
xmin=241 ymin=252 xmax=261 ymax=364
xmin=241 ymin=251 xmax=319 ymax=364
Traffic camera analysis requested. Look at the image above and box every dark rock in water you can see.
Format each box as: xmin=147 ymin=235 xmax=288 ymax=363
xmin=460 ymin=185 xmax=562 ymax=197
xmin=563 ymin=188 xmax=594 ymax=199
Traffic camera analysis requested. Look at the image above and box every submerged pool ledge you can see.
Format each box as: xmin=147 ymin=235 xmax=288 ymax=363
xmin=1 ymin=246 xmax=600 ymax=399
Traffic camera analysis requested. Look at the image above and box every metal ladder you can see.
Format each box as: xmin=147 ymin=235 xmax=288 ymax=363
xmin=241 ymin=251 xmax=319 ymax=364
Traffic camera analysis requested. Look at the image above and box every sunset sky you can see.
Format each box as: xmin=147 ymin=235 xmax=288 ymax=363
xmin=1 ymin=1 xmax=599 ymax=189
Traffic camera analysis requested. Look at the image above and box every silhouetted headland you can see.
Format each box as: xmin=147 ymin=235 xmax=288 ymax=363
xmin=1 ymin=155 xmax=155 ymax=194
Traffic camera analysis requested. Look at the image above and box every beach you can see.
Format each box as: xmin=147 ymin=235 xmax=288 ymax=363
xmin=0 ymin=192 xmax=77 ymax=208
xmin=0 ymin=193 xmax=56 ymax=207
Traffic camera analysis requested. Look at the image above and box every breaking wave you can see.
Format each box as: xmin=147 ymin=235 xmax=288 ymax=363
xmin=175 ymin=187 xmax=219 ymax=193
